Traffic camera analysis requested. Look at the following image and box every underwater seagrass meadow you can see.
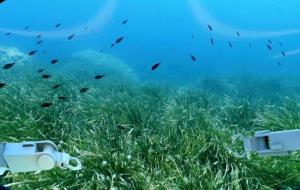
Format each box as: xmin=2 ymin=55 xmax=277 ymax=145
xmin=1 ymin=0 xmax=300 ymax=189
xmin=3 ymin=66 xmax=300 ymax=190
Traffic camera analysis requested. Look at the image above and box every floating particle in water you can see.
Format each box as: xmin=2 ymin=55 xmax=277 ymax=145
xmin=42 ymin=74 xmax=51 ymax=79
xmin=38 ymin=69 xmax=44 ymax=73
xmin=236 ymin=31 xmax=240 ymax=37
xmin=28 ymin=50 xmax=37 ymax=56
xmin=51 ymin=59 xmax=59 ymax=64
xmin=25 ymin=25 xmax=30 ymax=30
xmin=266 ymin=44 xmax=272 ymax=50
xmin=52 ymin=84 xmax=62 ymax=90
xmin=68 ymin=33 xmax=75 ymax=40
xmin=279 ymin=42 xmax=283 ymax=46
xmin=5 ymin=32 xmax=11 ymax=36
xmin=210 ymin=37 xmax=214 ymax=45
xmin=95 ymin=75 xmax=105 ymax=80
xmin=3 ymin=62 xmax=15 ymax=70
xmin=58 ymin=96 xmax=68 ymax=101
xmin=80 ymin=88 xmax=89 ymax=93
xmin=0 ymin=82 xmax=6 ymax=88
xmin=281 ymin=51 xmax=286 ymax=57
xmin=151 ymin=62 xmax=161 ymax=71
xmin=248 ymin=43 xmax=252 ymax=48
xmin=55 ymin=23 xmax=61 ymax=28
xmin=229 ymin=42 xmax=233 ymax=48
xmin=41 ymin=102 xmax=53 ymax=108
xmin=268 ymin=40 xmax=272 ymax=44
xmin=207 ymin=24 xmax=213 ymax=31
xmin=122 ymin=19 xmax=128 ymax=25
xmin=277 ymin=62 xmax=282 ymax=66
xmin=190 ymin=55 xmax=197 ymax=62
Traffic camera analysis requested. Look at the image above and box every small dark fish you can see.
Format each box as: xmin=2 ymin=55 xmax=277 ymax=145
xmin=115 ymin=36 xmax=125 ymax=44
xmin=52 ymin=84 xmax=62 ymax=90
xmin=281 ymin=51 xmax=286 ymax=57
xmin=25 ymin=25 xmax=30 ymax=30
xmin=68 ymin=33 xmax=75 ymax=40
xmin=229 ymin=42 xmax=233 ymax=48
xmin=36 ymin=34 xmax=42 ymax=39
xmin=236 ymin=31 xmax=240 ymax=37
xmin=28 ymin=50 xmax=37 ymax=56
xmin=42 ymin=74 xmax=51 ymax=79
xmin=110 ymin=43 xmax=115 ymax=48
xmin=210 ymin=37 xmax=214 ymax=45
xmin=80 ymin=88 xmax=89 ymax=93
xmin=268 ymin=40 xmax=272 ymax=44
xmin=190 ymin=55 xmax=197 ymax=62
xmin=248 ymin=43 xmax=252 ymax=48
xmin=38 ymin=69 xmax=44 ymax=73
xmin=58 ymin=96 xmax=68 ymax=101
xmin=5 ymin=32 xmax=11 ymax=36
xmin=277 ymin=62 xmax=281 ymax=66
xmin=3 ymin=63 xmax=15 ymax=70
xmin=151 ymin=62 xmax=161 ymax=71
xmin=0 ymin=82 xmax=6 ymax=88
xmin=36 ymin=40 xmax=43 ymax=45
xmin=55 ymin=23 xmax=61 ymax=28
xmin=0 ymin=0 xmax=6 ymax=4
xmin=122 ymin=19 xmax=128 ymax=25
xmin=266 ymin=44 xmax=272 ymax=50
xmin=207 ymin=24 xmax=213 ymax=31
xmin=51 ymin=59 xmax=58 ymax=64
xmin=95 ymin=75 xmax=105 ymax=80
xmin=41 ymin=102 xmax=53 ymax=108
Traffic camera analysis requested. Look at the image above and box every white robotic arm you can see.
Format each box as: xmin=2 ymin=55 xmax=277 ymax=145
xmin=243 ymin=129 xmax=300 ymax=157
xmin=2 ymin=131 xmax=298 ymax=175
xmin=0 ymin=141 xmax=81 ymax=175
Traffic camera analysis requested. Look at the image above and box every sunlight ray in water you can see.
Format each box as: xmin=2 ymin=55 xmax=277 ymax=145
xmin=189 ymin=0 xmax=300 ymax=39
xmin=0 ymin=0 xmax=118 ymax=39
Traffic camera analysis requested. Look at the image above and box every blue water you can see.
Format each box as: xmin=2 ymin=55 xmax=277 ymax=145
xmin=1 ymin=0 xmax=300 ymax=84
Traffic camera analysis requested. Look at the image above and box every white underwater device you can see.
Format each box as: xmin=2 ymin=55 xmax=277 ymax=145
xmin=243 ymin=129 xmax=300 ymax=157
xmin=0 ymin=141 xmax=81 ymax=175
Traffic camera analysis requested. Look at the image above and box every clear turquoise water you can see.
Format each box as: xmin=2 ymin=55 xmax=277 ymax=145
xmin=0 ymin=0 xmax=300 ymax=83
